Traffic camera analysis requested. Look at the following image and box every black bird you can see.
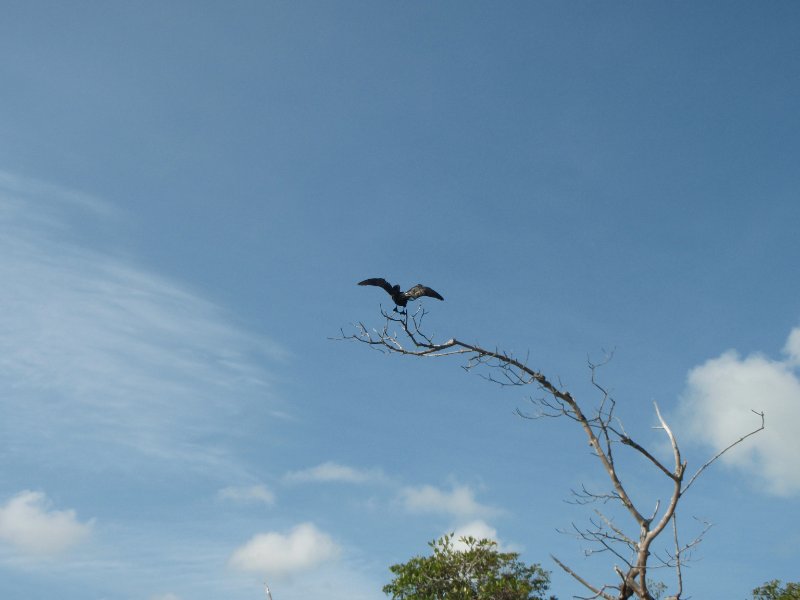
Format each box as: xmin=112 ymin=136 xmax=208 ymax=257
xmin=358 ymin=278 xmax=444 ymax=310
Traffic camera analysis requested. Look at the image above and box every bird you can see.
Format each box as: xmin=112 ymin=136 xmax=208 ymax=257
xmin=358 ymin=278 xmax=444 ymax=311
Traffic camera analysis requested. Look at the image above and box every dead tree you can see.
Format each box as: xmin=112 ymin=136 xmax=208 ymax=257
xmin=341 ymin=306 xmax=764 ymax=600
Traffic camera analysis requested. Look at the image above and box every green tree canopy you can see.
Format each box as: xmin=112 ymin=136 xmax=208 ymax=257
xmin=383 ymin=534 xmax=555 ymax=600
xmin=752 ymin=580 xmax=800 ymax=600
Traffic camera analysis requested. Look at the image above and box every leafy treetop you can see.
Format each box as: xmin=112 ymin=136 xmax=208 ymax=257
xmin=383 ymin=534 xmax=556 ymax=600
xmin=753 ymin=580 xmax=800 ymax=600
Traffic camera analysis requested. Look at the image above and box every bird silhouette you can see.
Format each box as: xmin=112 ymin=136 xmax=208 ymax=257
xmin=358 ymin=278 xmax=444 ymax=311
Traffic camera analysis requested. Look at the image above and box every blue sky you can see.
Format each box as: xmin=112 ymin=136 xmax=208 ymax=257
xmin=1 ymin=2 xmax=799 ymax=599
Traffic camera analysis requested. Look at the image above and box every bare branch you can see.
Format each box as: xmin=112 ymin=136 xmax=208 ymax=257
xmin=342 ymin=307 xmax=766 ymax=600
xmin=682 ymin=410 xmax=765 ymax=495
xmin=616 ymin=430 xmax=676 ymax=482
xmin=552 ymin=555 xmax=615 ymax=600
xmin=594 ymin=509 xmax=636 ymax=548
xmin=672 ymin=515 xmax=683 ymax=599
xmin=654 ymin=402 xmax=684 ymax=477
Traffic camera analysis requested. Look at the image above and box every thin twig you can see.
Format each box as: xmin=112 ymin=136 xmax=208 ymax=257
xmin=682 ymin=410 xmax=765 ymax=495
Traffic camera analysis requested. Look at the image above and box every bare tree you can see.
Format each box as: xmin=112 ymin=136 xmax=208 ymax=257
xmin=341 ymin=306 xmax=764 ymax=600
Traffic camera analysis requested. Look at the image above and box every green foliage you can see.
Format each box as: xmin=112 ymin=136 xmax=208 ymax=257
xmin=383 ymin=534 xmax=555 ymax=600
xmin=752 ymin=580 xmax=800 ymax=600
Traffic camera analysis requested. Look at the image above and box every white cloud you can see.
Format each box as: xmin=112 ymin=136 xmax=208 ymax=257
xmin=678 ymin=327 xmax=800 ymax=496
xmin=399 ymin=484 xmax=498 ymax=518
xmin=284 ymin=461 xmax=384 ymax=484
xmin=263 ymin=562 xmax=387 ymax=600
xmin=450 ymin=520 xmax=499 ymax=550
xmin=785 ymin=328 xmax=800 ymax=366
xmin=0 ymin=176 xmax=283 ymax=476
xmin=228 ymin=522 xmax=340 ymax=578
xmin=0 ymin=491 xmax=92 ymax=556
xmin=218 ymin=485 xmax=276 ymax=505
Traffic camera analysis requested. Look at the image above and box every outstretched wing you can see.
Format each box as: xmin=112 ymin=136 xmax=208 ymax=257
xmin=358 ymin=278 xmax=394 ymax=295
xmin=405 ymin=284 xmax=444 ymax=301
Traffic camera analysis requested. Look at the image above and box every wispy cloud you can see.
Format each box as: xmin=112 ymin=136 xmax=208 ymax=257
xmin=284 ymin=461 xmax=386 ymax=484
xmin=0 ymin=491 xmax=92 ymax=556
xmin=228 ymin=522 xmax=340 ymax=578
xmin=218 ymin=485 xmax=276 ymax=506
xmin=678 ymin=327 xmax=800 ymax=496
xmin=0 ymin=170 xmax=118 ymax=220
xmin=0 ymin=175 xmax=284 ymax=477
xmin=399 ymin=483 xmax=499 ymax=518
